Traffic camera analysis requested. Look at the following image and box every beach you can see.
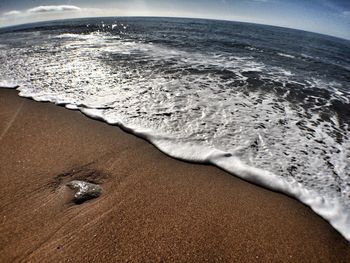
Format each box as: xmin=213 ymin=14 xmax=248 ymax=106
xmin=0 ymin=89 xmax=349 ymax=262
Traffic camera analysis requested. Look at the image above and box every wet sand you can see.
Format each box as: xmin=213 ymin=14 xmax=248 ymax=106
xmin=0 ymin=89 xmax=349 ymax=262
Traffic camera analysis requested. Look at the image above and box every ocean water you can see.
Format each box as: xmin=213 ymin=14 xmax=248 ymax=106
xmin=0 ymin=17 xmax=349 ymax=240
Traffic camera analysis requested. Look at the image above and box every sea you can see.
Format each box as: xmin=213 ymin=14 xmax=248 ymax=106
xmin=0 ymin=17 xmax=349 ymax=240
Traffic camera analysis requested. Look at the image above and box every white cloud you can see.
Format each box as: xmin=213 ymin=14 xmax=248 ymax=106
xmin=342 ymin=11 xmax=350 ymax=16
xmin=1 ymin=5 xmax=83 ymax=26
xmin=27 ymin=5 xmax=81 ymax=14
xmin=4 ymin=10 xmax=22 ymax=16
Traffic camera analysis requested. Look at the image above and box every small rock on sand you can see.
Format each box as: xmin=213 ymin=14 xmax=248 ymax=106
xmin=66 ymin=180 xmax=102 ymax=204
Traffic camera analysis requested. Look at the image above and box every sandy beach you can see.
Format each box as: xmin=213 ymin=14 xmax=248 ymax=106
xmin=0 ymin=89 xmax=349 ymax=262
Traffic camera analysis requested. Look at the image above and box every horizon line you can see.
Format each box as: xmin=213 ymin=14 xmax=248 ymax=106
xmin=1 ymin=15 xmax=349 ymax=42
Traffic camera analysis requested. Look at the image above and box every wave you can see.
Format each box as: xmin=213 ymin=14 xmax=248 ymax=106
xmin=1 ymin=80 xmax=349 ymax=241
xmin=1 ymin=19 xmax=349 ymax=242
xmin=278 ymin=52 xmax=296 ymax=59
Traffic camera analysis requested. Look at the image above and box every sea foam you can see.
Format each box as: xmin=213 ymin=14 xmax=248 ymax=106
xmin=1 ymin=79 xmax=349 ymax=241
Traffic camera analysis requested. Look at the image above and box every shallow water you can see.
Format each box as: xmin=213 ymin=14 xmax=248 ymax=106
xmin=0 ymin=17 xmax=349 ymax=240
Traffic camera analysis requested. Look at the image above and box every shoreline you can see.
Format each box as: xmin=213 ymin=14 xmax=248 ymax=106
xmin=0 ymin=89 xmax=349 ymax=262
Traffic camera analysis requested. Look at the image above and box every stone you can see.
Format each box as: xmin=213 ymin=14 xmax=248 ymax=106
xmin=66 ymin=180 xmax=102 ymax=204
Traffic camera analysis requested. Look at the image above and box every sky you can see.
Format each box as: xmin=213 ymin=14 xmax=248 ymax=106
xmin=0 ymin=0 xmax=349 ymax=40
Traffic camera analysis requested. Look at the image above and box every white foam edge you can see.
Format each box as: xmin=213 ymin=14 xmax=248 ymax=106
xmin=0 ymin=80 xmax=19 ymax=89
xmin=81 ymin=108 xmax=350 ymax=243
xmin=2 ymin=84 xmax=350 ymax=242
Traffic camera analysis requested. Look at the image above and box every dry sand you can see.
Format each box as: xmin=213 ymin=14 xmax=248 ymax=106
xmin=0 ymin=89 xmax=349 ymax=262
